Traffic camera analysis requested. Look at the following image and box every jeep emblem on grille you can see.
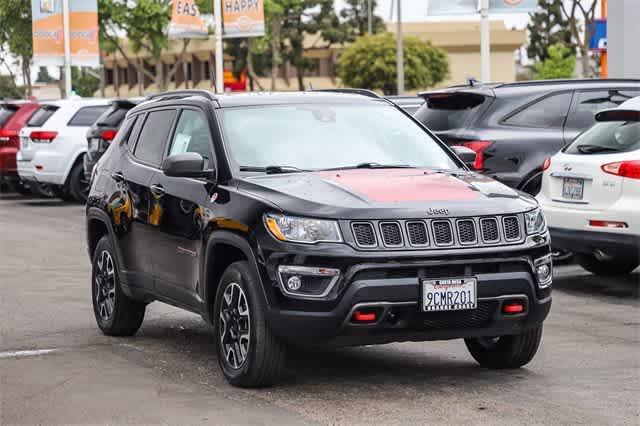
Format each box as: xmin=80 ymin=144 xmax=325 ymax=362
xmin=426 ymin=208 xmax=449 ymax=216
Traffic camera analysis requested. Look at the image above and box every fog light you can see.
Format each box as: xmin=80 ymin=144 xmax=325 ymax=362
xmin=286 ymin=275 xmax=302 ymax=291
xmin=277 ymin=265 xmax=341 ymax=299
xmin=534 ymin=254 xmax=552 ymax=288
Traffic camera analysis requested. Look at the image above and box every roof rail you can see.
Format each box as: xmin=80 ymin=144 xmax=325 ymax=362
xmin=146 ymin=90 xmax=217 ymax=102
xmin=312 ymin=88 xmax=381 ymax=99
xmin=495 ymin=78 xmax=640 ymax=88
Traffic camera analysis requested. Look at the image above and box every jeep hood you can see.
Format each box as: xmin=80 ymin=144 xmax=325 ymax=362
xmin=238 ymin=169 xmax=537 ymax=219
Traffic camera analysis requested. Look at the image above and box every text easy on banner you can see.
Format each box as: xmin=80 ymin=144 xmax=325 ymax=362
xmin=223 ymin=0 xmax=265 ymax=38
xmin=168 ymin=0 xmax=209 ymax=39
xmin=31 ymin=0 xmax=100 ymax=67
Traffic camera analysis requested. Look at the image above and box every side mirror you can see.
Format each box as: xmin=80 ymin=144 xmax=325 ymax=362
xmin=451 ymin=145 xmax=477 ymax=168
xmin=162 ymin=152 xmax=212 ymax=178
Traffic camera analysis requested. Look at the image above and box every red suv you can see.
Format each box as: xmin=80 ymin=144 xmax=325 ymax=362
xmin=0 ymin=101 xmax=40 ymax=194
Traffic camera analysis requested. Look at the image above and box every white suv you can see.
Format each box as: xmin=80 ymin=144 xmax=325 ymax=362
xmin=17 ymin=99 xmax=110 ymax=202
xmin=537 ymin=97 xmax=640 ymax=276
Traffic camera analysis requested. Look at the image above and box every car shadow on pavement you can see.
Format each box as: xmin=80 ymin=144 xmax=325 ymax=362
xmin=16 ymin=199 xmax=69 ymax=207
xmin=552 ymin=269 xmax=640 ymax=299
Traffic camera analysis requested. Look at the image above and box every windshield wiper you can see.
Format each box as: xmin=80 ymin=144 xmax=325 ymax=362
xmin=321 ymin=162 xmax=414 ymax=171
xmin=576 ymin=144 xmax=622 ymax=154
xmin=239 ymin=165 xmax=310 ymax=174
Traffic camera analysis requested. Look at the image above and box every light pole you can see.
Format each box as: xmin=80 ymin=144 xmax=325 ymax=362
xmin=213 ymin=0 xmax=224 ymax=93
xmin=480 ymin=0 xmax=490 ymax=82
xmin=396 ymin=0 xmax=404 ymax=94
xmin=367 ymin=0 xmax=372 ymax=34
xmin=62 ymin=0 xmax=72 ymax=98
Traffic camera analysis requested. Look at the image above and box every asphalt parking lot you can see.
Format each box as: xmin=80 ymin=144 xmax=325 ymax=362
xmin=1 ymin=193 xmax=639 ymax=425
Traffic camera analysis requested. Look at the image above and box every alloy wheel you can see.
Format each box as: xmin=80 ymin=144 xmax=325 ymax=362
xmin=219 ymin=282 xmax=251 ymax=369
xmin=95 ymin=250 xmax=116 ymax=321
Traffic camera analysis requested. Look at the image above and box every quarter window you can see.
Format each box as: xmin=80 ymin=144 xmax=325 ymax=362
xmin=504 ymin=92 xmax=572 ymax=128
xmin=68 ymin=106 xmax=109 ymax=126
xmin=565 ymin=90 xmax=639 ymax=130
xmin=133 ymin=110 xmax=177 ymax=166
xmin=168 ymin=110 xmax=213 ymax=168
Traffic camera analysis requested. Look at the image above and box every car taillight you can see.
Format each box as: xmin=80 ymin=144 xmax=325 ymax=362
xmin=30 ymin=131 xmax=58 ymax=143
xmin=0 ymin=129 xmax=18 ymax=143
xmin=460 ymin=140 xmax=492 ymax=170
xmin=601 ymin=160 xmax=640 ymax=179
xmin=100 ymin=130 xmax=117 ymax=142
xmin=542 ymin=156 xmax=551 ymax=171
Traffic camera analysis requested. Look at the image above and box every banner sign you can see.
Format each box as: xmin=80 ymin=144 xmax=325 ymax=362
xmin=168 ymin=0 xmax=209 ymax=39
xmin=31 ymin=0 xmax=99 ymax=67
xmin=489 ymin=0 xmax=537 ymax=14
xmin=223 ymin=0 xmax=265 ymax=38
xmin=427 ymin=0 xmax=536 ymax=15
xmin=588 ymin=19 xmax=607 ymax=51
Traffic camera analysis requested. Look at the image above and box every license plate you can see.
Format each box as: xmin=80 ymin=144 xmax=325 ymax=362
xmin=562 ymin=177 xmax=584 ymax=200
xmin=21 ymin=137 xmax=30 ymax=149
xmin=422 ymin=277 xmax=477 ymax=312
xmin=89 ymin=138 xmax=100 ymax=151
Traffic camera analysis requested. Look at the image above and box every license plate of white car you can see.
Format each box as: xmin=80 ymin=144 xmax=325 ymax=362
xmin=89 ymin=138 xmax=101 ymax=151
xmin=562 ymin=177 xmax=584 ymax=200
xmin=422 ymin=277 xmax=477 ymax=312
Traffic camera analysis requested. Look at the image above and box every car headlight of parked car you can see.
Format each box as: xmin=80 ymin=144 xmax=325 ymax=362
xmin=264 ymin=213 xmax=343 ymax=244
xmin=525 ymin=208 xmax=547 ymax=235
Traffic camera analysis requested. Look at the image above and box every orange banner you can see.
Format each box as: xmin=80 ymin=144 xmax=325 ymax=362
xmin=223 ymin=0 xmax=265 ymax=38
xmin=168 ymin=0 xmax=209 ymax=39
xmin=32 ymin=0 xmax=99 ymax=67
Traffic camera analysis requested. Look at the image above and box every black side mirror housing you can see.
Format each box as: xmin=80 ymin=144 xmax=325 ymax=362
xmin=162 ymin=152 xmax=212 ymax=178
xmin=451 ymin=145 xmax=477 ymax=168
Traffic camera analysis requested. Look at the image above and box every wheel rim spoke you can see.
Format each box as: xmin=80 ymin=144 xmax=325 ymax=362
xmin=95 ymin=250 xmax=116 ymax=321
xmin=219 ymin=282 xmax=250 ymax=370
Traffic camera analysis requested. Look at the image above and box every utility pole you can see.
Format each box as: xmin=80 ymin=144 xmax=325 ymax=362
xmin=396 ymin=0 xmax=404 ymax=94
xmin=480 ymin=0 xmax=490 ymax=82
xmin=601 ymin=0 xmax=608 ymax=78
xmin=367 ymin=0 xmax=372 ymax=34
xmin=213 ymin=0 xmax=224 ymax=93
xmin=62 ymin=0 xmax=72 ymax=98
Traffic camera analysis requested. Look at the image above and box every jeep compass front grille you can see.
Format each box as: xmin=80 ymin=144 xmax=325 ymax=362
xmin=348 ymin=214 xmax=524 ymax=250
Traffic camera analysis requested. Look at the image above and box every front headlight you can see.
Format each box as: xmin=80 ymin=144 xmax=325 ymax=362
xmin=525 ymin=208 xmax=547 ymax=235
xmin=264 ymin=213 xmax=343 ymax=244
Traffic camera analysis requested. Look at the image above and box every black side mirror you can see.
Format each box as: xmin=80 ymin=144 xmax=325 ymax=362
xmin=162 ymin=152 xmax=212 ymax=178
xmin=451 ymin=145 xmax=477 ymax=168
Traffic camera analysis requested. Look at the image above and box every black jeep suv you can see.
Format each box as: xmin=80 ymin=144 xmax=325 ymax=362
xmin=86 ymin=90 xmax=552 ymax=387
xmin=415 ymin=79 xmax=640 ymax=195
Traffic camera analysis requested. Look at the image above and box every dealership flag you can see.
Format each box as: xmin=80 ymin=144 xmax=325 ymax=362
xmin=427 ymin=0 xmax=537 ymax=15
xmin=168 ymin=0 xmax=209 ymax=39
xmin=31 ymin=0 xmax=100 ymax=67
xmin=223 ymin=0 xmax=265 ymax=38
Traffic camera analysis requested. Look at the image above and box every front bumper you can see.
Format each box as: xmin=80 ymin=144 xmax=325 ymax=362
xmin=260 ymin=236 xmax=552 ymax=346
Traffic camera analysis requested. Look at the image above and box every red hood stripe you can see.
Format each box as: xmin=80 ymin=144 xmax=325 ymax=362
xmin=314 ymin=169 xmax=480 ymax=203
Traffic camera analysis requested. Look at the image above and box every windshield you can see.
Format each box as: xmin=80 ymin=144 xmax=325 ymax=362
xmin=564 ymin=120 xmax=640 ymax=154
xmin=220 ymin=103 xmax=459 ymax=171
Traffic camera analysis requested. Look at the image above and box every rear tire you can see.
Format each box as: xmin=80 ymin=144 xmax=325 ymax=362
xmin=31 ymin=182 xmax=57 ymax=198
xmin=465 ymin=325 xmax=543 ymax=369
xmin=68 ymin=161 xmax=89 ymax=203
xmin=10 ymin=179 xmax=32 ymax=196
xmin=213 ymin=261 xmax=286 ymax=387
xmin=577 ymin=254 xmax=639 ymax=276
xmin=92 ymin=236 xmax=145 ymax=336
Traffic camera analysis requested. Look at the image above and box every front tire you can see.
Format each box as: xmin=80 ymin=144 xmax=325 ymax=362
xmin=465 ymin=325 xmax=543 ymax=369
xmin=92 ymin=236 xmax=145 ymax=336
xmin=213 ymin=261 xmax=286 ymax=387
xmin=577 ymin=254 xmax=639 ymax=276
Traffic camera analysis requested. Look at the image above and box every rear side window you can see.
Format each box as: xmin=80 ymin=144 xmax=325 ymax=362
xmin=0 ymin=105 xmax=18 ymax=127
xmin=68 ymin=105 xmax=109 ymax=126
xmin=133 ymin=110 xmax=177 ymax=166
xmin=565 ymin=90 xmax=640 ymax=130
xmin=113 ymin=116 xmax=138 ymax=145
xmin=564 ymin=120 xmax=640 ymax=154
xmin=503 ymin=92 xmax=572 ymax=128
xmin=27 ymin=105 xmax=59 ymax=127
xmin=96 ymin=104 xmax=133 ymax=127
xmin=415 ymin=93 xmax=486 ymax=131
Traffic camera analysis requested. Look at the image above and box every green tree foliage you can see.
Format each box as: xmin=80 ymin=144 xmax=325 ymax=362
xmin=0 ymin=75 xmax=24 ymax=99
xmin=71 ymin=67 xmax=100 ymax=97
xmin=337 ymin=32 xmax=449 ymax=95
xmin=533 ymin=43 xmax=575 ymax=79
xmin=527 ymin=0 xmax=571 ymax=62
xmin=0 ymin=0 xmax=33 ymax=95
xmin=338 ymin=0 xmax=386 ymax=40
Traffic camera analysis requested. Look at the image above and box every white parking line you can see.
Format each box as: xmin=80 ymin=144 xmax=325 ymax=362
xmin=0 ymin=349 xmax=59 ymax=359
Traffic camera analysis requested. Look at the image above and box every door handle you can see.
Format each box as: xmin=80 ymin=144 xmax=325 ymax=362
xmin=150 ymin=184 xmax=165 ymax=197
xmin=111 ymin=171 xmax=125 ymax=182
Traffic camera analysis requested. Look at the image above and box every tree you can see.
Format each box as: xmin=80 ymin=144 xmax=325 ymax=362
xmin=339 ymin=0 xmax=386 ymax=40
xmin=533 ymin=43 xmax=575 ymax=79
xmin=35 ymin=67 xmax=55 ymax=84
xmin=337 ymin=32 xmax=448 ymax=95
xmin=0 ymin=0 xmax=33 ymax=96
xmin=71 ymin=67 xmax=100 ymax=97
xmin=0 ymin=75 xmax=24 ymax=99
xmin=527 ymin=0 xmax=572 ymax=62
xmin=560 ymin=0 xmax=597 ymax=77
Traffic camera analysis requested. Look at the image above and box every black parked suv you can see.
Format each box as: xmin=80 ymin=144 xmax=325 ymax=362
xmin=415 ymin=79 xmax=640 ymax=195
xmin=84 ymin=99 xmax=141 ymax=180
xmin=86 ymin=90 xmax=552 ymax=387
